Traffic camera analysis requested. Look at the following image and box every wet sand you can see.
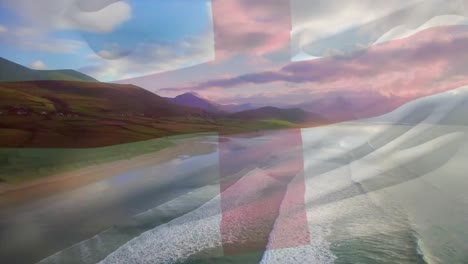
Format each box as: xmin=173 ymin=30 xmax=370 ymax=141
xmin=0 ymin=137 xmax=216 ymax=208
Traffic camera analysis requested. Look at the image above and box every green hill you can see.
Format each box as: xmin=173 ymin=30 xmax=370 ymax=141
xmin=0 ymin=57 xmax=312 ymax=148
xmin=0 ymin=57 xmax=97 ymax=82
xmin=0 ymin=80 xmax=300 ymax=148
xmin=0 ymin=80 xmax=216 ymax=147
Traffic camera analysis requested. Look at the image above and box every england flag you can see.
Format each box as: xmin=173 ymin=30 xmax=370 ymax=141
xmin=5 ymin=0 xmax=468 ymax=263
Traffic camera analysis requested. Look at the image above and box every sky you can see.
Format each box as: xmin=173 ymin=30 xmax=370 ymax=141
xmin=1 ymin=0 xmax=468 ymax=106
xmin=0 ymin=0 xmax=214 ymax=80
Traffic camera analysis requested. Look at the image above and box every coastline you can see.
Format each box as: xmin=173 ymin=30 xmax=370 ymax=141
xmin=0 ymin=136 xmax=217 ymax=208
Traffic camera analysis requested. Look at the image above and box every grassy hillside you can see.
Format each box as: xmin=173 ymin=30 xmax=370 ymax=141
xmin=0 ymin=80 xmax=210 ymax=117
xmin=0 ymin=81 xmax=298 ymax=148
xmin=0 ymin=57 xmax=97 ymax=82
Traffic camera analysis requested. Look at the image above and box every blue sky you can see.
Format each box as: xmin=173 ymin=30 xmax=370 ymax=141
xmin=0 ymin=0 xmax=214 ymax=81
xmin=1 ymin=0 xmax=467 ymax=108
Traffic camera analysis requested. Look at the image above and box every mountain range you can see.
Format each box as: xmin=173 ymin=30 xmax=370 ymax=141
xmin=164 ymin=92 xmax=328 ymax=125
xmin=0 ymin=56 xmax=414 ymax=148
xmin=166 ymin=92 xmax=258 ymax=113
xmin=166 ymin=89 xmax=407 ymax=124
xmin=0 ymin=57 xmax=327 ymax=148
xmin=291 ymin=92 xmax=407 ymax=122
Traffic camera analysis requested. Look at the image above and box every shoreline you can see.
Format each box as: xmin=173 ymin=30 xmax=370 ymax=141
xmin=0 ymin=137 xmax=217 ymax=208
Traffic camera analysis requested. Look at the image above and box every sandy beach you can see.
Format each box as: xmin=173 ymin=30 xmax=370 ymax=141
xmin=0 ymin=135 xmax=221 ymax=264
xmin=0 ymin=137 xmax=216 ymax=208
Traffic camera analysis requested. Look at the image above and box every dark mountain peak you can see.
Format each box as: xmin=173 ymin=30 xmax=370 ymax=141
xmin=169 ymin=91 xmax=224 ymax=113
xmin=175 ymin=92 xmax=206 ymax=100
xmin=258 ymin=106 xmax=279 ymax=111
xmin=170 ymin=92 xmax=263 ymax=113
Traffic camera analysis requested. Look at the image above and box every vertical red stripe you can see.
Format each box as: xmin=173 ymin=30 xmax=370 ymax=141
xmin=211 ymin=0 xmax=292 ymax=59
xmin=218 ymin=129 xmax=310 ymax=256
xmin=211 ymin=0 xmax=309 ymax=256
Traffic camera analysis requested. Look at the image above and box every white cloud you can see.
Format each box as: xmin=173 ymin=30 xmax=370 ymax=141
xmin=375 ymin=15 xmax=468 ymax=44
xmin=4 ymin=0 xmax=132 ymax=33
xmin=290 ymin=0 xmax=468 ymax=58
xmin=0 ymin=26 xmax=85 ymax=53
xmin=81 ymin=29 xmax=215 ymax=81
xmin=30 ymin=60 xmax=47 ymax=70
xmin=97 ymin=50 xmax=114 ymax=59
xmin=2 ymin=0 xmax=215 ymax=81
xmin=60 ymin=1 xmax=132 ymax=33
xmin=290 ymin=0 xmax=419 ymax=50
xmin=0 ymin=1 xmax=130 ymax=55
xmin=291 ymin=50 xmax=321 ymax=62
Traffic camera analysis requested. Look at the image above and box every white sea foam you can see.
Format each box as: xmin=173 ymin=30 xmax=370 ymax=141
xmin=260 ymin=171 xmax=336 ymax=264
xmin=99 ymin=168 xmax=285 ymax=264
xmin=38 ymin=184 xmax=220 ymax=264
